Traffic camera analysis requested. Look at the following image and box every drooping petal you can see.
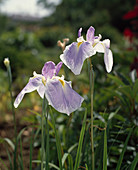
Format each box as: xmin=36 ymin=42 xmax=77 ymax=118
xmin=55 ymin=62 xmax=63 ymax=75
xmin=104 ymin=48 xmax=113 ymax=73
xmin=103 ymin=39 xmax=110 ymax=48
xmin=14 ymin=77 xmax=43 ymax=108
xmin=78 ymin=27 xmax=82 ymax=37
xmin=42 ymin=61 xmax=56 ymax=80
xmin=45 ymin=78 xmax=84 ymax=115
xmin=37 ymin=83 xmax=45 ymax=98
xmin=60 ymin=42 xmax=95 ymax=75
xmin=86 ymin=26 xmax=95 ymax=43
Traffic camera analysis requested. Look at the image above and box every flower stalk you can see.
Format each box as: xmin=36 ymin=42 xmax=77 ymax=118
xmin=41 ymin=96 xmax=47 ymax=170
xmin=4 ymin=58 xmax=17 ymax=170
xmin=89 ymin=58 xmax=95 ymax=170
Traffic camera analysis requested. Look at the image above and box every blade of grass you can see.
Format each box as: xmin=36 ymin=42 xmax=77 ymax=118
xmin=50 ymin=107 xmax=63 ymax=170
xmin=85 ymin=164 xmax=89 ymax=170
xmin=103 ymin=129 xmax=107 ymax=170
xmin=74 ymin=109 xmax=87 ymax=170
xmin=116 ymin=127 xmax=133 ymax=170
xmin=4 ymin=138 xmax=15 ymax=150
xmin=19 ymin=138 xmax=24 ymax=170
xmin=0 ymin=157 xmax=8 ymax=170
xmin=34 ymin=126 xmax=41 ymax=142
xmin=6 ymin=148 xmax=13 ymax=170
xmin=32 ymin=160 xmax=60 ymax=170
xmin=62 ymin=143 xmax=78 ymax=167
xmin=129 ymin=152 xmax=138 ymax=170
xmin=29 ymin=129 xmax=34 ymax=170
xmin=68 ymin=154 xmax=74 ymax=170
xmin=18 ymin=155 xmax=24 ymax=170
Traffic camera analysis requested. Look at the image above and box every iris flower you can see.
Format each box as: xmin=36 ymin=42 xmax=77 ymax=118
xmin=60 ymin=26 xmax=113 ymax=75
xmin=14 ymin=61 xmax=84 ymax=115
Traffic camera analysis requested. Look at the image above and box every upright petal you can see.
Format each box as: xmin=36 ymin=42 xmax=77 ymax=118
xmin=45 ymin=78 xmax=84 ymax=115
xmin=78 ymin=27 xmax=82 ymax=37
xmin=86 ymin=26 xmax=95 ymax=43
xmin=55 ymin=62 xmax=63 ymax=75
xmin=104 ymin=48 xmax=113 ymax=73
xmin=14 ymin=77 xmax=43 ymax=108
xmin=60 ymin=42 xmax=95 ymax=75
xmin=42 ymin=61 xmax=56 ymax=80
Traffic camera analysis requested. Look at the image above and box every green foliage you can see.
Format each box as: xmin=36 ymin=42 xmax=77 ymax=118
xmin=0 ymin=28 xmax=44 ymax=79
xmin=74 ymin=109 xmax=87 ymax=170
xmin=103 ymin=129 xmax=107 ymax=170
xmin=1 ymin=1 xmax=137 ymax=169
xmin=36 ymin=26 xmax=73 ymax=47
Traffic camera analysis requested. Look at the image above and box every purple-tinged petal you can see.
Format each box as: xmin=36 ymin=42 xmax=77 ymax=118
xmin=60 ymin=42 xmax=95 ymax=75
xmin=14 ymin=77 xmax=43 ymax=108
xmin=86 ymin=26 xmax=95 ymax=43
xmin=42 ymin=61 xmax=56 ymax=80
xmin=103 ymin=39 xmax=110 ymax=48
xmin=104 ymin=48 xmax=113 ymax=73
xmin=94 ymin=42 xmax=105 ymax=53
xmin=45 ymin=78 xmax=84 ymax=115
xmin=37 ymin=83 xmax=45 ymax=98
xmin=78 ymin=28 xmax=82 ymax=37
xmin=55 ymin=62 xmax=63 ymax=75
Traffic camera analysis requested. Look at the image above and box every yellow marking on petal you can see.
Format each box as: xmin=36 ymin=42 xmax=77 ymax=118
xmin=92 ymin=42 xmax=97 ymax=47
xmin=77 ymin=41 xmax=83 ymax=48
xmin=59 ymin=79 xmax=65 ymax=87
xmin=42 ymin=76 xmax=46 ymax=86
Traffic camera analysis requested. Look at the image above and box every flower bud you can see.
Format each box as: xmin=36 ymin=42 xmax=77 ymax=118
xmin=4 ymin=58 xmax=10 ymax=67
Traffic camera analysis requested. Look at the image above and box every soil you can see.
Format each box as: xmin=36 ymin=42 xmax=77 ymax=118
xmin=0 ymin=111 xmax=39 ymax=170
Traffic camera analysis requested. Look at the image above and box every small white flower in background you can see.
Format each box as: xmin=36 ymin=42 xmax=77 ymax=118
xmin=4 ymin=58 xmax=10 ymax=68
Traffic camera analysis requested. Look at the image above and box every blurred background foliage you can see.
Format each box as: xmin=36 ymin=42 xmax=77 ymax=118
xmin=0 ymin=0 xmax=138 ymax=169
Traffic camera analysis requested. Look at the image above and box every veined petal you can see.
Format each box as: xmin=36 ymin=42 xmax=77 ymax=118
xmin=45 ymin=78 xmax=84 ymax=115
xmin=103 ymin=39 xmax=110 ymax=48
xmin=86 ymin=26 xmax=95 ymax=43
xmin=37 ymin=83 xmax=45 ymax=98
xmin=55 ymin=62 xmax=63 ymax=75
xmin=78 ymin=27 xmax=82 ymax=37
xmin=42 ymin=61 xmax=56 ymax=80
xmin=104 ymin=48 xmax=113 ymax=73
xmin=94 ymin=42 xmax=105 ymax=53
xmin=14 ymin=77 xmax=43 ymax=108
xmin=60 ymin=42 xmax=95 ymax=75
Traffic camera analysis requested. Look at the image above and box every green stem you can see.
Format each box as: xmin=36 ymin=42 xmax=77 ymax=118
xmin=45 ymin=109 xmax=49 ymax=170
xmin=7 ymin=65 xmax=17 ymax=170
xmin=7 ymin=66 xmax=17 ymax=140
xmin=89 ymin=59 xmax=95 ymax=170
xmin=41 ymin=97 xmax=46 ymax=170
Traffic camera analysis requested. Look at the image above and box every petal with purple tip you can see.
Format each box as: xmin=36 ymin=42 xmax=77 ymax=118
xmin=45 ymin=78 xmax=84 ymax=115
xmin=55 ymin=62 xmax=63 ymax=75
xmin=42 ymin=61 xmax=56 ymax=80
xmin=14 ymin=77 xmax=43 ymax=108
xmin=86 ymin=26 xmax=95 ymax=43
xmin=103 ymin=39 xmax=110 ymax=48
xmin=78 ymin=28 xmax=82 ymax=37
xmin=60 ymin=42 xmax=95 ymax=75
